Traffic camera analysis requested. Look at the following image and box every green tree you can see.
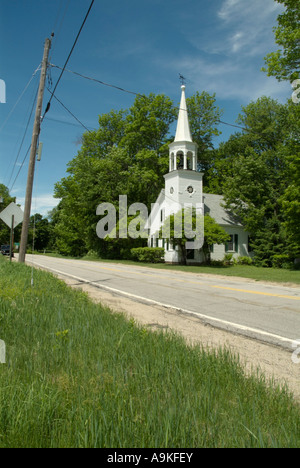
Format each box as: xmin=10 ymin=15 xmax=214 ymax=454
xmin=186 ymin=91 xmax=223 ymax=174
xmin=262 ymin=0 xmax=300 ymax=82
xmin=279 ymin=100 xmax=300 ymax=252
xmin=217 ymin=97 xmax=298 ymax=265
xmin=159 ymin=210 xmax=229 ymax=265
xmin=53 ymin=91 xmax=225 ymax=258
xmin=54 ymin=95 xmax=176 ymax=257
xmin=201 ymin=215 xmax=231 ymax=263
xmin=28 ymin=214 xmax=51 ymax=252
xmin=121 ymin=93 xmax=177 ymax=156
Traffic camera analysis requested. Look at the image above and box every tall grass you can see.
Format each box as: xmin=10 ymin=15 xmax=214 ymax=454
xmin=0 ymin=256 xmax=299 ymax=448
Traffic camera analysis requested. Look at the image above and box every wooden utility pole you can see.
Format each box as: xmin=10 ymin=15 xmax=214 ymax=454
xmin=19 ymin=37 xmax=52 ymax=263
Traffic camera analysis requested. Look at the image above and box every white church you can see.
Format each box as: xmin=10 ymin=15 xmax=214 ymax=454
xmin=147 ymin=85 xmax=251 ymax=264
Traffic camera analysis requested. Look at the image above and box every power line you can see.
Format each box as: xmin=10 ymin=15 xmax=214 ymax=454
xmin=218 ymin=120 xmax=247 ymax=131
xmin=50 ymin=0 xmax=71 ymax=58
xmin=50 ymin=63 xmax=143 ymax=97
xmin=0 ymin=65 xmax=41 ymax=134
xmin=49 ymin=64 xmax=249 ymax=133
xmin=45 ymin=115 xmax=93 ymax=129
xmin=46 ymin=87 xmax=93 ymax=133
xmin=10 ymin=144 xmax=31 ymax=192
xmin=6 ymin=85 xmax=39 ymax=188
xmin=42 ymin=0 xmax=95 ymax=121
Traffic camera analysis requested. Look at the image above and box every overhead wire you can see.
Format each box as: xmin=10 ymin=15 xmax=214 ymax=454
xmin=49 ymin=63 xmax=249 ymax=133
xmin=49 ymin=0 xmax=71 ymax=60
xmin=50 ymin=63 xmax=143 ymax=97
xmin=6 ymin=84 xmax=39 ymax=188
xmin=46 ymin=87 xmax=93 ymax=133
xmin=44 ymin=115 xmax=92 ymax=129
xmin=10 ymin=144 xmax=31 ymax=193
xmin=5 ymin=0 xmax=257 ymax=194
xmin=0 ymin=65 xmax=41 ymax=134
xmin=8 ymin=0 xmax=95 ymax=192
xmin=42 ymin=0 xmax=95 ymax=122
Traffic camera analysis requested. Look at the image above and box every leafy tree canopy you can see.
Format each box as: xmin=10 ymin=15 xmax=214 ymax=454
xmin=53 ymin=91 xmax=222 ymax=257
xmin=262 ymin=0 xmax=300 ymax=82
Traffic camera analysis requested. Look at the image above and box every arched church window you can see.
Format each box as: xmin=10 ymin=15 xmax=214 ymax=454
xmin=177 ymin=152 xmax=184 ymax=170
xmin=186 ymin=152 xmax=193 ymax=170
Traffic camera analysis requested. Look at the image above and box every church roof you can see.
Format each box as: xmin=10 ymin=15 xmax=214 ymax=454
xmin=203 ymin=193 xmax=243 ymax=227
xmin=147 ymin=191 xmax=243 ymax=229
xmin=174 ymin=85 xmax=193 ymax=143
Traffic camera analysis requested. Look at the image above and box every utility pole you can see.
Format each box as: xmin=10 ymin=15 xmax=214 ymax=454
xmin=19 ymin=36 xmax=52 ymax=263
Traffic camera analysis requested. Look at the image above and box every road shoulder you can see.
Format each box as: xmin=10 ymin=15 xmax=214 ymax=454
xmin=58 ymin=273 xmax=300 ymax=402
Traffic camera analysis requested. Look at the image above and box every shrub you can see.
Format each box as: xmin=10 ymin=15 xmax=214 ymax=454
xmin=209 ymin=260 xmax=226 ymax=267
xmin=84 ymin=250 xmax=100 ymax=259
xmin=223 ymin=253 xmax=236 ymax=265
xmin=130 ymin=247 xmax=165 ymax=263
xmin=272 ymin=254 xmax=293 ymax=269
xmin=237 ymin=256 xmax=253 ymax=265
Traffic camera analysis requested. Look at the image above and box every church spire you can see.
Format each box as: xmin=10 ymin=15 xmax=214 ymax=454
xmin=174 ymin=85 xmax=193 ymax=143
xmin=169 ymin=85 xmax=198 ymax=172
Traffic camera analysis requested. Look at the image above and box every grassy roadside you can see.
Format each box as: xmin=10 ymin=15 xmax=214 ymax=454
xmin=0 ymin=256 xmax=299 ymax=448
xmin=36 ymin=251 xmax=300 ymax=285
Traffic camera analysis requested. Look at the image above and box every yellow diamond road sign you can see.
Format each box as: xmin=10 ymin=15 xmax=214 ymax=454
xmin=0 ymin=202 xmax=24 ymax=228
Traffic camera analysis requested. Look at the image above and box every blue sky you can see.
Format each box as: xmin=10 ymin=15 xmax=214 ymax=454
xmin=0 ymin=0 xmax=292 ymax=216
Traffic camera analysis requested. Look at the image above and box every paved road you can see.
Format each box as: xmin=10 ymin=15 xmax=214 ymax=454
xmin=25 ymin=254 xmax=300 ymax=349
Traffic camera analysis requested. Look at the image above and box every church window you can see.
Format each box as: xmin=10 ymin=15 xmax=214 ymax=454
xmin=225 ymin=234 xmax=239 ymax=253
xmin=187 ymin=248 xmax=195 ymax=260
xmin=186 ymin=152 xmax=193 ymax=170
xmin=177 ymin=152 xmax=184 ymax=169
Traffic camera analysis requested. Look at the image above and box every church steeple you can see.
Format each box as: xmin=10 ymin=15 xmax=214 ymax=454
xmin=174 ymin=85 xmax=193 ymax=143
xmin=169 ymin=85 xmax=198 ymax=172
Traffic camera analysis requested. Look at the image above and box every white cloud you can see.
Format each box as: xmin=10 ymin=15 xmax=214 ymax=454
xmin=162 ymin=0 xmax=290 ymax=104
xmin=216 ymin=0 xmax=284 ymax=56
xmin=17 ymin=194 xmax=60 ymax=217
xmin=218 ymin=0 xmax=282 ymax=24
xmin=167 ymin=54 xmax=291 ymax=103
xmin=181 ymin=0 xmax=284 ymax=58
xmin=218 ymin=0 xmax=242 ymax=21
xmin=230 ymin=32 xmax=245 ymax=53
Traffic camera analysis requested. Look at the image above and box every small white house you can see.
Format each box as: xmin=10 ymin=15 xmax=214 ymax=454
xmin=146 ymin=85 xmax=251 ymax=264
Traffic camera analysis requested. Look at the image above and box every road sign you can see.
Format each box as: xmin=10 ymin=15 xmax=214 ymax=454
xmin=0 ymin=202 xmax=24 ymax=228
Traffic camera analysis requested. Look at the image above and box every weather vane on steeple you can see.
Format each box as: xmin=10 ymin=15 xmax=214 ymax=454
xmin=179 ymin=74 xmax=186 ymax=86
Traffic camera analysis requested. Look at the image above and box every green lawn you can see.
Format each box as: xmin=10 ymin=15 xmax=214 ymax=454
xmin=1 ymin=256 xmax=299 ymax=448
xmin=144 ymin=263 xmax=300 ymax=284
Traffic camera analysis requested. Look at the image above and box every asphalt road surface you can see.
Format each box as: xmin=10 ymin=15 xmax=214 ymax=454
xmin=24 ymin=254 xmax=300 ymax=350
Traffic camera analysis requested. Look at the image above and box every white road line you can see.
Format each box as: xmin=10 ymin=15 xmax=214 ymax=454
xmin=31 ymin=260 xmax=296 ymax=349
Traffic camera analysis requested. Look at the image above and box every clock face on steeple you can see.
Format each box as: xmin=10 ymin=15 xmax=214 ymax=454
xmin=187 ymin=186 xmax=194 ymax=194
xmin=170 ymin=187 xmax=174 ymax=194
